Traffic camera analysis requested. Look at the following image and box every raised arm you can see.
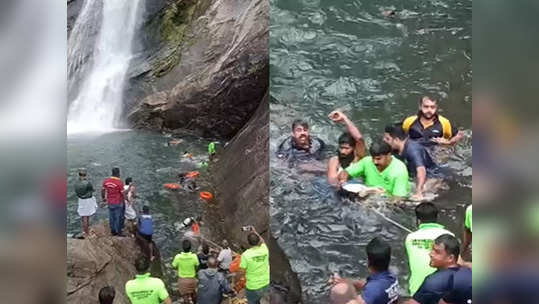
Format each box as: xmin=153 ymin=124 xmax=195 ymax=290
xmin=329 ymin=110 xmax=363 ymax=141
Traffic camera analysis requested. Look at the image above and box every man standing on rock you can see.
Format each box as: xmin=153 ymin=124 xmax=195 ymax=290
xmin=197 ymin=256 xmax=236 ymax=304
xmin=126 ymin=256 xmax=172 ymax=304
xmin=240 ymin=226 xmax=270 ymax=304
xmin=74 ymin=168 xmax=97 ymax=238
xmin=101 ymin=167 xmax=125 ymax=236
xmin=172 ymin=239 xmax=200 ymax=304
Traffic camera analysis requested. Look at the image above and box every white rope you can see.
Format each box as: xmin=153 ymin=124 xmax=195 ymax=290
xmin=370 ymin=207 xmax=413 ymax=233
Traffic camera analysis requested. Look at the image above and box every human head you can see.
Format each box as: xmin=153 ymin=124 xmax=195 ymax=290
xmin=383 ymin=124 xmax=395 ymax=145
xmin=125 ymin=177 xmax=132 ymax=185
xmin=415 ymin=202 xmax=438 ymax=225
xmin=247 ymin=232 xmax=260 ymax=247
xmin=329 ymin=281 xmax=358 ymax=304
xmin=202 ymin=243 xmax=210 ymax=254
xmin=338 ymin=132 xmax=356 ymax=168
xmin=291 ymin=119 xmax=310 ymax=147
xmin=388 ymin=127 xmax=407 ymax=150
xmin=429 ymin=234 xmax=460 ymax=268
xmin=142 ymin=205 xmax=150 ymax=215
xmin=207 ymin=256 xmax=217 ymax=268
xmin=419 ymin=96 xmax=438 ymax=119
xmin=98 ymin=286 xmax=115 ymax=304
xmin=111 ymin=167 xmax=120 ymax=178
xmin=222 ymin=239 xmax=229 ymax=248
xmin=135 ymin=256 xmax=150 ymax=274
xmin=78 ymin=168 xmax=87 ymax=179
xmin=369 ymin=140 xmax=393 ymax=172
xmin=366 ymin=237 xmax=391 ymax=272
xmin=182 ymin=239 xmax=192 ymax=252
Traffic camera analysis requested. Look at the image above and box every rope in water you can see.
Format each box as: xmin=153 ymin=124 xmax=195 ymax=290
xmin=369 ymin=207 xmax=413 ymax=233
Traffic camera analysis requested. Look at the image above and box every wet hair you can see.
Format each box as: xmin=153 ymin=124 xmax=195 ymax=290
xmin=135 ymin=256 xmax=150 ymax=274
xmin=292 ymin=119 xmax=309 ymax=131
xmin=389 ymin=126 xmax=407 ymax=141
xmin=182 ymin=239 xmax=192 ymax=252
xmin=142 ymin=205 xmax=150 ymax=214
xmin=369 ymin=140 xmax=392 ymax=156
xmin=125 ymin=177 xmax=132 ymax=185
xmin=247 ymin=232 xmax=260 ymax=246
xmin=202 ymin=243 xmax=210 ymax=255
xmin=98 ymin=286 xmax=115 ymax=304
xmin=415 ymin=202 xmax=438 ymax=223
xmin=420 ymin=96 xmax=438 ymax=105
xmin=112 ymin=167 xmax=120 ymax=177
xmin=434 ymin=234 xmax=460 ymax=260
xmin=366 ymin=237 xmax=391 ymax=272
xmin=338 ymin=132 xmax=356 ymax=147
xmin=384 ymin=124 xmax=395 ymax=134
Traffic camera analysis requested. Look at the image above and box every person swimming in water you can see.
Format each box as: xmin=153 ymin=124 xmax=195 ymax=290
xmin=277 ymin=119 xmax=326 ymax=165
xmin=327 ymin=110 xmax=367 ymax=186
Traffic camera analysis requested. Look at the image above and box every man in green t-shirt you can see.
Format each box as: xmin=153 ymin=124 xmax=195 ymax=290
xmin=126 ymin=256 xmax=171 ymax=304
xmin=240 ymin=226 xmax=270 ymax=304
xmin=338 ymin=140 xmax=410 ymax=197
xmin=172 ymin=239 xmax=200 ymax=303
xmin=405 ymin=203 xmax=453 ymax=296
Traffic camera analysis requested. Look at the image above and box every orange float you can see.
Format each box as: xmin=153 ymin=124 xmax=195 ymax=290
xmin=199 ymin=191 xmax=214 ymax=202
xmin=164 ymin=183 xmax=181 ymax=190
xmin=185 ymin=171 xmax=199 ymax=179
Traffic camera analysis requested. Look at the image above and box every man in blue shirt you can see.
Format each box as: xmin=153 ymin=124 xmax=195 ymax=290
xmin=332 ymin=237 xmax=399 ymax=304
xmin=404 ymin=234 xmax=472 ymax=304
xmin=388 ymin=127 xmax=445 ymax=200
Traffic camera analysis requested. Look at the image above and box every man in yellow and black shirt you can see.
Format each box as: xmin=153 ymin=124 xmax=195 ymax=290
xmin=401 ymin=96 xmax=463 ymax=146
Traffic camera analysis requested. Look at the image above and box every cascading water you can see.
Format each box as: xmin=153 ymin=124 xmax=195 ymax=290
xmin=67 ymin=0 xmax=143 ymax=134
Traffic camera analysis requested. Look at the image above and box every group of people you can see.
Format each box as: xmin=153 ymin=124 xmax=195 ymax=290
xmin=277 ymin=95 xmax=471 ymax=303
xmin=277 ymin=95 xmax=464 ymax=200
xmin=95 ymin=226 xmax=270 ymax=304
xmin=330 ymin=202 xmax=472 ymax=304
xmin=75 ymin=167 xmax=136 ymax=237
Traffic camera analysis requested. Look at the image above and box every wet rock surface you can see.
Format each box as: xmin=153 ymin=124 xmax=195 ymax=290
xmin=67 ymin=223 xmax=163 ymax=304
xmin=127 ymin=0 xmax=269 ymax=139
xmin=205 ymin=93 xmax=302 ymax=303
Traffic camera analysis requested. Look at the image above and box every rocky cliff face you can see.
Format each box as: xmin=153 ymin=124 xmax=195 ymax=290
xmin=67 ymin=224 xmax=163 ymax=303
xmin=68 ymin=0 xmax=268 ymax=139
xmin=206 ymin=93 xmax=302 ymax=303
xmin=126 ymin=0 xmax=269 ymax=139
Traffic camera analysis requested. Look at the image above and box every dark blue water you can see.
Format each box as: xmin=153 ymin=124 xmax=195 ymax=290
xmin=270 ymin=0 xmax=471 ymax=302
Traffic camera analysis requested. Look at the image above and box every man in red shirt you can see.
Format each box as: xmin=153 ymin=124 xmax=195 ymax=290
xmin=101 ymin=167 xmax=125 ymax=236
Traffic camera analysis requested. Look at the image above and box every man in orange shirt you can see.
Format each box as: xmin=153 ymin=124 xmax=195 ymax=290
xmin=101 ymin=167 xmax=125 ymax=236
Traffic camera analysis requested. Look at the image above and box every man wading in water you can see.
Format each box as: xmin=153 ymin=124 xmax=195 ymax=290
xmin=277 ymin=119 xmax=326 ymax=166
xmin=401 ymin=96 xmax=463 ymax=147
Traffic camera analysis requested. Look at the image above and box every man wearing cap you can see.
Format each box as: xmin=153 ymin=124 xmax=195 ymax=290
xmin=74 ymin=168 xmax=97 ymax=237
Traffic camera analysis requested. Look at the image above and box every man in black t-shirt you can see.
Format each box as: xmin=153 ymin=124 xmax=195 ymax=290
xmin=277 ymin=119 xmax=326 ymax=165
xmin=404 ymin=234 xmax=472 ymax=304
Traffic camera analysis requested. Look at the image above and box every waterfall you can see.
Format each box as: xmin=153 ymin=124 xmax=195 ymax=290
xmin=67 ymin=0 xmax=143 ymax=134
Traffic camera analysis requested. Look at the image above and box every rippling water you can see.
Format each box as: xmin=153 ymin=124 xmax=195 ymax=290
xmin=270 ymin=0 xmax=471 ymax=302
xmin=67 ymin=130 xmax=212 ymax=292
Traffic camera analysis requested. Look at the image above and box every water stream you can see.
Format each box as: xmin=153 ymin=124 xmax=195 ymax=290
xmin=67 ymin=0 xmax=143 ymax=134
